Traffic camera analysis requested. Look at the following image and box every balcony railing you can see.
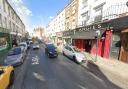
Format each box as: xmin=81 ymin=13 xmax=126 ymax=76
xmin=90 ymin=2 xmax=128 ymax=24
xmin=102 ymin=2 xmax=128 ymax=21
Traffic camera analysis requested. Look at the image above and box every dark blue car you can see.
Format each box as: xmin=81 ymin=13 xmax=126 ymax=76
xmin=45 ymin=43 xmax=58 ymax=58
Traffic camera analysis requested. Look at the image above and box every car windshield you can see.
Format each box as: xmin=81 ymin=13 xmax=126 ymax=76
xmin=73 ymin=47 xmax=80 ymax=52
xmin=8 ymin=48 xmax=21 ymax=56
xmin=47 ymin=44 xmax=56 ymax=49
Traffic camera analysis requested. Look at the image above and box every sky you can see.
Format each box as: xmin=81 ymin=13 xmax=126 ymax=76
xmin=9 ymin=0 xmax=69 ymax=33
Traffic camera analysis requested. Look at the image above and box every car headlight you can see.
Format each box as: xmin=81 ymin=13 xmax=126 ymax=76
xmin=49 ymin=52 xmax=53 ymax=54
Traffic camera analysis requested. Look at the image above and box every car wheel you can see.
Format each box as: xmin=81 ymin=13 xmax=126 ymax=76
xmin=73 ymin=56 xmax=80 ymax=64
xmin=9 ymin=71 xmax=14 ymax=86
xmin=63 ymin=51 xmax=65 ymax=56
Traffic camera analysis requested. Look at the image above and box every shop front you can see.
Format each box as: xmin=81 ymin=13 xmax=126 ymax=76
xmin=0 ymin=32 xmax=12 ymax=54
xmin=119 ymin=29 xmax=128 ymax=63
xmin=56 ymin=32 xmax=63 ymax=46
xmin=72 ymin=23 xmax=112 ymax=59
xmin=0 ymin=28 xmax=12 ymax=54
xmin=63 ymin=30 xmax=74 ymax=45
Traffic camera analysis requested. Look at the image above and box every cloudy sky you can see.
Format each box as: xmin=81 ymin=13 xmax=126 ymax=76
xmin=9 ymin=0 xmax=68 ymax=32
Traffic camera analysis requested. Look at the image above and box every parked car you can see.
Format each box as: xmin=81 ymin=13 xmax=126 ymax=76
xmin=4 ymin=47 xmax=25 ymax=66
xmin=0 ymin=66 xmax=14 ymax=89
xmin=45 ymin=43 xmax=58 ymax=58
xmin=26 ymin=41 xmax=31 ymax=49
xmin=19 ymin=42 xmax=28 ymax=51
xmin=62 ymin=45 xmax=86 ymax=63
xmin=33 ymin=42 xmax=40 ymax=49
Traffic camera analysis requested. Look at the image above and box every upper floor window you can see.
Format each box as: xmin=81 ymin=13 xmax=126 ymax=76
xmin=81 ymin=11 xmax=89 ymax=25
xmin=82 ymin=0 xmax=88 ymax=9
xmin=66 ymin=9 xmax=70 ymax=18
xmin=0 ymin=14 xmax=2 ymax=27
xmin=72 ymin=5 xmax=76 ymax=15
xmin=3 ymin=0 xmax=6 ymax=12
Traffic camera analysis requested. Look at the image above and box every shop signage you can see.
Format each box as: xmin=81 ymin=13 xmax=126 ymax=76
xmin=76 ymin=23 xmax=106 ymax=32
xmin=63 ymin=30 xmax=75 ymax=37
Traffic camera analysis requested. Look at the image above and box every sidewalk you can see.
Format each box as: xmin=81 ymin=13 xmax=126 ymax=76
xmin=82 ymin=52 xmax=128 ymax=89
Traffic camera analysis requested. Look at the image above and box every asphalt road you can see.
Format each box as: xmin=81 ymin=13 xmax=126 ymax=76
xmin=10 ymin=44 xmax=121 ymax=89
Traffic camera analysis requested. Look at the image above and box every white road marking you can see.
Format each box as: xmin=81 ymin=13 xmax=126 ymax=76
xmin=33 ymin=72 xmax=45 ymax=81
xmin=32 ymin=56 xmax=39 ymax=65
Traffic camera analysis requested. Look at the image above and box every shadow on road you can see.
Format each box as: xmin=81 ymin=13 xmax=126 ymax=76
xmin=84 ymin=60 xmax=122 ymax=89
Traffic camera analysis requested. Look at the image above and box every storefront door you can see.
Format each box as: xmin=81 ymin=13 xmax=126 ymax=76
xmin=110 ymin=33 xmax=121 ymax=60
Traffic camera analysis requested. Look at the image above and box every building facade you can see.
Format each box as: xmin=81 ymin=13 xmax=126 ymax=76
xmin=63 ymin=0 xmax=128 ymax=63
xmin=65 ymin=0 xmax=79 ymax=30
xmin=46 ymin=8 xmax=65 ymax=44
xmin=0 ymin=0 xmax=25 ymax=53
xmin=78 ymin=0 xmax=128 ymax=26
xmin=33 ymin=27 xmax=45 ymax=39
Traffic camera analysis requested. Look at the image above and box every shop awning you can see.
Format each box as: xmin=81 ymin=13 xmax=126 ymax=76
xmin=71 ymin=29 xmax=106 ymax=39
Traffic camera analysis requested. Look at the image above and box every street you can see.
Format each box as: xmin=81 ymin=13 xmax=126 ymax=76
xmin=9 ymin=44 xmax=122 ymax=89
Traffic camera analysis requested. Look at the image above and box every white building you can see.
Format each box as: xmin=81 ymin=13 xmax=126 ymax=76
xmin=0 ymin=0 xmax=25 ymax=51
xmin=0 ymin=0 xmax=25 ymax=36
xmin=78 ymin=0 xmax=128 ymax=27
xmin=46 ymin=8 xmax=65 ymax=37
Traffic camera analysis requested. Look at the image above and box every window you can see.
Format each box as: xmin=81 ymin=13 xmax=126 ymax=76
xmin=72 ymin=5 xmax=76 ymax=15
xmin=66 ymin=9 xmax=70 ymax=18
xmin=0 ymin=37 xmax=7 ymax=51
xmin=0 ymin=14 xmax=2 ymax=27
xmin=94 ymin=5 xmax=103 ymax=22
xmin=81 ymin=11 xmax=89 ymax=25
xmin=3 ymin=0 xmax=6 ymax=12
xmin=5 ymin=17 xmax=7 ymax=28
xmin=68 ymin=47 xmax=73 ymax=51
xmin=82 ymin=0 xmax=88 ymax=9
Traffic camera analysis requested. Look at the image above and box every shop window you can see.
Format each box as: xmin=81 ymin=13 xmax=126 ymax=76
xmin=0 ymin=37 xmax=7 ymax=50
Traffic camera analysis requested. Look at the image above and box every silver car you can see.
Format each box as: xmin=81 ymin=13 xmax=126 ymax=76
xmin=4 ymin=47 xmax=25 ymax=66
xmin=62 ymin=45 xmax=86 ymax=63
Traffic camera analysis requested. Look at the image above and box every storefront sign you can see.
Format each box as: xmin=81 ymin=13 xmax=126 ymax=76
xmin=63 ymin=30 xmax=75 ymax=37
xmin=76 ymin=24 xmax=106 ymax=32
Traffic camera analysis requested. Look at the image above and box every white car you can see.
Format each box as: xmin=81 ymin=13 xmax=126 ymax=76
xmin=19 ymin=42 xmax=28 ymax=52
xmin=62 ymin=45 xmax=86 ymax=63
xmin=33 ymin=42 xmax=40 ymax=49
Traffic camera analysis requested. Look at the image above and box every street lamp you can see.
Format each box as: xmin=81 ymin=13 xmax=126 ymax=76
xmin=95 ymin=30 xmax=100 ymax=62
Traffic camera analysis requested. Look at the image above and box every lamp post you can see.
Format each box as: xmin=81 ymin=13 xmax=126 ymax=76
xmin=95 ymin=30 xmax=100 ymax=62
